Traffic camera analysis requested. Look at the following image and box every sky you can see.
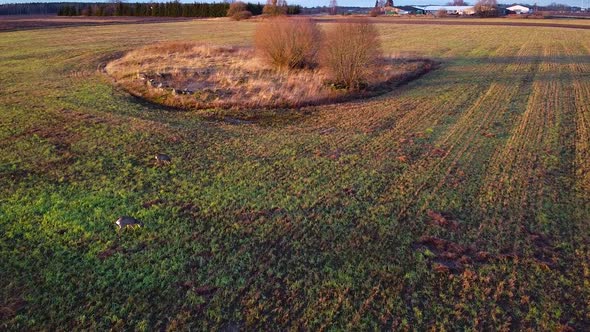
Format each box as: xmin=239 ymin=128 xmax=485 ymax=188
xmin=0 ymin=0 xmax=588 ymax=9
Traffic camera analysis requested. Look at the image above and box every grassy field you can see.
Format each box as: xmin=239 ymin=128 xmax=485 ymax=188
xmin=1 ymin=18 xmax=589 ymax=330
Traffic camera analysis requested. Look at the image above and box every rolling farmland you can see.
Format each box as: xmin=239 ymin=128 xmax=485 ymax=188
xmin=1 ymin=18 xmax=589 ymax=329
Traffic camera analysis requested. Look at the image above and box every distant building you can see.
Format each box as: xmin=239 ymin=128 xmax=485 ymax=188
xmin=392 ymin=5 xmax=426 ymax=14
xmin=506 ymin=5 xmax=531 ymax=14
xmin=391 ymin=7 xmax=410 ymax=14
xmin=420 ymin=5 xmax=476 ymax=15
xmin=384 ymin=6 xmax=396 ymax=14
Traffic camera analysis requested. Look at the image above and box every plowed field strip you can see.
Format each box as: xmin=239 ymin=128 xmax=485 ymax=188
xmin=369 ymin=41 xmax=540 ymax=222
xmin=473 ymin=38 xmax=581 ymax=250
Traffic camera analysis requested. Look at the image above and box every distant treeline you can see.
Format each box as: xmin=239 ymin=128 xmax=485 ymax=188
xmin=59 ymin=2 xmax=232 ymax=17
xmin=0 ymin=2 xmax=65 ymax=15
xmin=0 ymin=2 xmax=301 ymax=17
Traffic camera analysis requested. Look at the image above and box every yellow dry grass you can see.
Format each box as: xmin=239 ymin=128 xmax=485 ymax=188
xmin=105 ymin=41 xmax=432 ymax=109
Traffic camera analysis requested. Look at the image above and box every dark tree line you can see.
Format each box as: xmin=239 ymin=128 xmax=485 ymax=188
xmin=0 ymin=2 xmax=65 ymax=15
xmin=59 ymin=2 xmax=231 ymax=17
xmin=59 ymin=2 xmax=301 ymax=17
xmin=0 ymin=2 xmax=300 ymax=17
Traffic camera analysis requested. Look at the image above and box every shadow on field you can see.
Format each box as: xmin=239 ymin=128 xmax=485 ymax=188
xmin=319 ymin=17 xmax=590 ymax=31
xmin=415 ymin=54 xmax=589 ymax=87
xmin=112 ymin=83 xmax=316 ymax=128
xmin=482 ymin=55 xmax=590 ymax=65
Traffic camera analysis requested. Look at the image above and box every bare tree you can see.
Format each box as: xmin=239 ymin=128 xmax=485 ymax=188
xmin=370 ymin=0 xmax=383 ymax=16
xmin=474 ymin=0 xmax=498 ymax=16
xmin=227 ymin=1 xmax=252 ymax=20
xmin=447 ymin=0 xmax=468 ymax=5
xmin=255 ymin=18 xmax=321 ymax=70
xmin=263 ymin=0 xmax=288 ymax=15
xmin=436 ymin=8 xmax=448 ymax=17
xmin=320 ymin=20 xmax=382 ymax=89
xmin=227 ymin=1 xmax=246 ymax=16
xmin=329 ymin=0 xmax=337 ymax=15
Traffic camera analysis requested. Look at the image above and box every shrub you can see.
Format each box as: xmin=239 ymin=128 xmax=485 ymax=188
xmin=254 ymin=18 xmax=322 ymax=70
xmin=263 ymin=0 xmax=288 ymax=16
xmin=474 ymin=0 xmax=499 ymax=17
xmin=232 ymin=10 xmax=253 ymax=20
xmin=320 ymin=20 xmax=381 ymax=89
xmin=233 ymin=10 xmax=252 ymax=21
xmin=369 ymin=8 xmax=380 ymax=17
xmin=227 ymin=1 xmax=246 ymax=18
xmin=435 ymin=8 xmax=448 ymax=17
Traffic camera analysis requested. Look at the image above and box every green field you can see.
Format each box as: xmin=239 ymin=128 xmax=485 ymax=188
xmin=1 ymin=18 xmax=589 ymax=330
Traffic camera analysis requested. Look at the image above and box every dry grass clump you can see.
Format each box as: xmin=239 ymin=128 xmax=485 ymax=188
xmin=138 ymin=41 xmax=196 ymax=56
xmin=254 ymin=18 xmax=322 ymax=70
xmin=320 ymin=20 xmax=382 ymax=89
xmin=106 ymin=37 xmax=433 ymax=109
xmin=106 ymin=42 xmax=329 ymax=109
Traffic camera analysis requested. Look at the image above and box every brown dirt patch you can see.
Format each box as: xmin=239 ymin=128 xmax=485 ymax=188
xmin=427 ymin=210 xmax=459 ymax=230
xmin=414 ymin=225 xmax=564 ymax=274
xmin=0 ymin=296 xmax=26 ymax=321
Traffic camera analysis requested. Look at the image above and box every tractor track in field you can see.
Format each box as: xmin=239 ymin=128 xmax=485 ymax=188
xmin=370 ymin=42 xmax=536 ymax=221
xmin=471 ymin=34 xmax=590 ymax=254
xmin=570 ymin=42 xmax=590 ymax=204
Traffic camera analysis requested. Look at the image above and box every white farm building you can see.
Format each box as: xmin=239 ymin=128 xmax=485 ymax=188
xmin=506 ymin=5 xmax=531 ymax=14
xmin=420 ymin=5 xmax=476 ymax=15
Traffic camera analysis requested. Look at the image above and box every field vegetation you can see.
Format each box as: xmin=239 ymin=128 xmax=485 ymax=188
xmin=320 ymin=20 xmax=381 ymax=89
xmin=254 ymin=18 xmax=321 ymax=70
xmin=1 ymin=18 xmax=589 ymax=330
xmin=106 ymin=20 xmax=432 ymax=109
